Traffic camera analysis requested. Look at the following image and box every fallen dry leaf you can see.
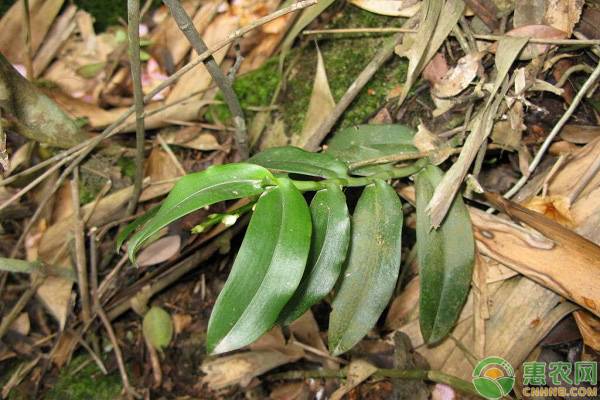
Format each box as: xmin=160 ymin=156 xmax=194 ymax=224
xmin=422 ymin=52 xmax=448 ymax=86
xmin=505 ymin=24 xmax=568 ymax=60
xmin=543 ymin=0 xmax=584 ymax=36
xmin=523 ymin=195 xmax=576 ymax=227
xmin=136 ymin=235 xmax=181 ymax=267
xmin=201 ymin=349 xmax=303 ymax=389
xmin=294 ymin=45 xmax=335 ymax=147
xmin=330 ymin=359 xmax=378 ymax=400
xmin=573 ymin=310 xmax=600 ymax=351
xmin=431 ymin=52 xmax=483 ymax=98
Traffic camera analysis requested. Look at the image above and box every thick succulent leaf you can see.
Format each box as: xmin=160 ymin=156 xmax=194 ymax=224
xmin=278 ymin=184 xmax=350 ymax=325
xmin=116 ymin=206 xmax=159 ymax=250
xmin=249 ymin=146 xmax=349 ymax=179
xmin=328 ymin=180 xmax=403 ymax=355
xmin=127 ymin=163 xmax=272 ymax=262
xmin=416 ymin=164 xmax=475 ymax=344
xmin=325 ymin=124 xmax=417 ymax=176
xmin=206 ymin=178 xmax=311 ymax=354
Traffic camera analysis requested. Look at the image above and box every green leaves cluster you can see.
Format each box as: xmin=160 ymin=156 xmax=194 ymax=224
xmin=122 ymin=124 xmax=475 ymax=355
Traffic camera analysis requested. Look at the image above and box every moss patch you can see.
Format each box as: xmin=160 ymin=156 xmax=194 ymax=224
xmin=45 ymin=356 xmax=122 ymax=400
xmin=208 ymin=4 xmax=409 ymax=147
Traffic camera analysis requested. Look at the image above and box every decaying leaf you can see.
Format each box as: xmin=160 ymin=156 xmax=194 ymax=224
xmin=295 ymin=46 xmax=335 ymax=148
xmin=349 ymin=0 xmax=421 ymax=17
xmin=329 ymin=359 xmax=378 ymax=400
xmin=202 ymin=350 xmax=302 ymax=390
xmin=542 ymin=0 xmax=584 ymax=36
xmin=504 ymin=24 xmax=568 ymax=60
xmin=523 ymin=195 xmax=575 ymax=227
xmin=0 ymin=53 xmax=87 ymax=148
xmin=136 ymin=235 xmax=182 ymax=267
xmin=431 ymin=52 xmax=483 ymax=98
xmin=426 ymin=36 xmax=528 ymax=228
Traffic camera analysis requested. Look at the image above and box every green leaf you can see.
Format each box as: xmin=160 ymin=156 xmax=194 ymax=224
xmin=278 ymin=184 xmax=350 ymax=325
xmin=116 ymin=206 xmax=159 ymax=250
xmin=326 ymin=124 xmax=417 ymax=176
xmin=143 ymin=306 xmax=173 ymax=351
xmin=127 ymin=163 xmax=273 ymax=262
xmin=206 ymin=177 xmax=312 ymax=354
xmin=416 ymin=164 xmax=475 ymax=344
xmin=328 ymin=180 xmax=403 ymax=355
xmin=249 ymin=146 xmax=349 ymax=179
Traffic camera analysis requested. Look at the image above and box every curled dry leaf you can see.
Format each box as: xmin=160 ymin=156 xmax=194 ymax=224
xmin=523 ymin=195 xmax=575 ymax=228
xmin=348 ymin=0 xmax=421 ymax=17
xmin=431 ymin=52 xmax=483 ymax=98
xmin=201 ymin=350 xmax=302 ymax=390
xmin=422 ymin=52 xmax=448 ymax=86
xmin=573 ymin=310 xmax=600 ymax=351
xmin=136 ymin=235 xmax=182 ymax=267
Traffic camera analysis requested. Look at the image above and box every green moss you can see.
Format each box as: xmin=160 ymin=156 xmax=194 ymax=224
xmin=211 ymin=4 xmax=409 ymax=145
xmin=117 ymin=156 xmax=136 ymax=180
xmin=45 ymin=356 xmax=122 ymax=400
xmin=207 ymin=56 xmax=281 ymax=123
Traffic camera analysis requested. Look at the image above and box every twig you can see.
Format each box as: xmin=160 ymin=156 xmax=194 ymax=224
xmin=303 ymin=32 xmax=405 ymax=151
xmin=126 ymin=0 xmax=146 ymax=216
xmin=0 ymin=270 xmax=46 ymax=340
xmin=303 ymin=27 xmax=600 ymax=46
xmin=503 ymin=59 xmax=600 ymax=199
xmin=22 ymin=0 xmax=34 ymax=80
xmin=163 ymin=0 xmax=248 ymax=159
xmin=268 ymin=368 xmax=478 ymax=396
xmin=349 ymin=144 xmax=501 ymax=169
xmin=70 ymin=168 xmax=92 ymax=324
xmin=6 ymin=0 xmax=316 ymax=256
xmin=157 ymin=134 xmax=186 ymax=176
xmin=96 ymin=304 xmax=141 ymax=399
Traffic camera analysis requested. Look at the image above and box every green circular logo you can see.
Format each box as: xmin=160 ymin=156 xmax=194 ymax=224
xmin=472 ymin=356 xmax=515 ymax=400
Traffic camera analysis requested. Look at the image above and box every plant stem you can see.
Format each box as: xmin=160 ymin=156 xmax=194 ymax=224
xmin=126 ymin=0 xmax=145 ymax=216
xmin=290 ymin=159 xmax=428 ymax=192
xmin=268 ymin=368 xmax=479 ymax=397
xmin=164 ymin=0 xmax=248 ymax=159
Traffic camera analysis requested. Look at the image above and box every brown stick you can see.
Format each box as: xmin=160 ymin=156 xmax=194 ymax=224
xmin=164 ymin=0 xmax=248 ymax=159
xmin=70 ymin=168 xmax=92 ymax=324
xmin=126 ymin=0 xmax=146 ymax=215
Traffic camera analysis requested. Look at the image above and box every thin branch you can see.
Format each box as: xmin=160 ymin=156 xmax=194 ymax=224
xmin=303 ymin=27 xmax=600 ymax=46
xmin=7 ymin=0 xmax=316 ymax=256
xmin=268 ymin=368 xmax=478 ymax=396
xmin=163 ymin=0 xmax=248 ymax=159
xmin=22 ymin=0 xmax=34 ymax=80
xmin=503 ymin=59 xmax=600 ymax=199
xmin=303 ymin=32 xmax=405 ymax=151
xmin=96 ymin=304 xmax=141 ymax=399
xmin=126 ymin=0 xmax=146 ymax=215
xmin=70 ymin=167 xmax=92 ymax=324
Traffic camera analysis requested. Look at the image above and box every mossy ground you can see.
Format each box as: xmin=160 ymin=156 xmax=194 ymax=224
xmin=209 ymin=4 xmax=409 ymax=147
xmin=45 ymin=356 xmax=122 ymax=400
